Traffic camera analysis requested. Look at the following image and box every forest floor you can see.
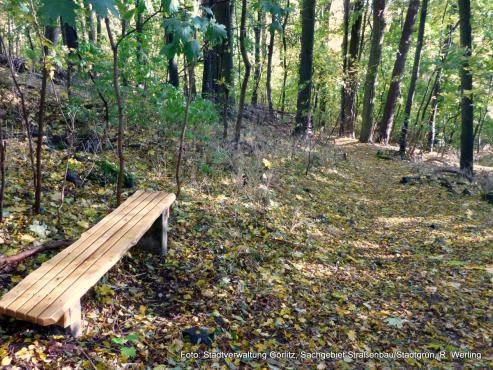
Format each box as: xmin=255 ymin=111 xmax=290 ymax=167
xmin=0 ymin=121 xmax=492 ymax=368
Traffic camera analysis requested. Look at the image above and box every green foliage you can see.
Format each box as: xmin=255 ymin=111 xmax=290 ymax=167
xmin=89 ymin=0 xmax=118 ymax=17
xmin=162 ymin=9 xmax=226 ymax=63
xmin=112 ymin=333 xmax=139 ymax=359
xmin=90 ymin=160 xmax=136 ymax=188
xmin=39 ymin=0 xmax=117 ymax=26
xmin=39 ymin=0 xmax=79 ymax=26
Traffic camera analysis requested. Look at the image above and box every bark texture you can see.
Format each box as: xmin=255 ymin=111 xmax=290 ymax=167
xmin=360 ymin=0 xmax=386 ymax=143
xmin=294 ymin=0 xmax=317 ymax=134
xmin=377 ymin=0 xmax=420 ymax=144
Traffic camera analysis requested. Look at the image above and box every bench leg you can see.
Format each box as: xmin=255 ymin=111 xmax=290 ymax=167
xmin=135 ymin=208 xmax=169 ymax=257
xmin=60 ymin=300 xmax=82 ymax=337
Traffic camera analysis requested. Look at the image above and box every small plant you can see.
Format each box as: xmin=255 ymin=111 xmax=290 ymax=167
xmin=112 ymin=333 xmax=139 ymax=360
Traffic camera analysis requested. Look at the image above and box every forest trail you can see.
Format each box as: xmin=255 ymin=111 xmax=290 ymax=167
xmin=1 ymin=136 xmax=492 ymax=368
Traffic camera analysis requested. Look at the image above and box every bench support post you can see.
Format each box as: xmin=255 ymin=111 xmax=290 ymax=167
xmin=60 ymin=300 xmax=82 ymax=337
xmin=135 ymin=208 xmax=169 ymax=257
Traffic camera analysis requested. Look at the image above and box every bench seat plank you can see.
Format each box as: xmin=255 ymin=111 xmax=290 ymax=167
xmin=15 ymin=192 xmax=164 ymax=320
xmin=0 ymin=191 xmax=175 ymax=328
xmin=34 ymin=192 xmax=175 ymax=325
xmin=0 ymin=190 xmax=151 ymax=317
xmin=0 ymin=191 xmax=144 ymax=316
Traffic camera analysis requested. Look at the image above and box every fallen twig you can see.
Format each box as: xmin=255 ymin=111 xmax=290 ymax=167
xmin=0 ymin=239 xmax=72 ymax=271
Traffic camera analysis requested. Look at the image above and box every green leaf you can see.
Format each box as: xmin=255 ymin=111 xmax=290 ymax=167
xmin=126 ymin=333 xmax=139 ymax=343
xmin=121 ymin=346 xmax=137 ymax=358
xmin=184 ymin=39 xmax=200 ymax=62
xmin=112 ymin=337 xmax=128 ymax=345
xmin=205 ymin=21 xmax=226 ymax=46
xmin=192 ymin=16 xmax=207 ymax=32
xmin=269 ymin=19 xmax=283 ymax=34
xmin=161 ymin=42 xmax=180 ymax=60
xmin=40 ymin=0 xmax=79 ymax=26
xmin=87 ymin=0 xmax=118 ymax=17
xmin=384 ymin=317 xmax=407 ymax=328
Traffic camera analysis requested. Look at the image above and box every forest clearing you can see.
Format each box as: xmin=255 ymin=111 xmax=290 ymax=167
xmin=0 ymin=0 xmax=492 ymax=368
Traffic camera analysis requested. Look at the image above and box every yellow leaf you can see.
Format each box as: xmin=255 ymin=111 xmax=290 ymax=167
xmin=262 ymin=158 xmax=273 ymax=169
xmin=347 ymin=330 xmax=356 ymax=341
xmin=1 ymin=356 xmax=12 ymax=366
xmin=77 ymin=220 xmax=90 ymax=229
xmin=139 ymin=305 xmax=147 ymax=315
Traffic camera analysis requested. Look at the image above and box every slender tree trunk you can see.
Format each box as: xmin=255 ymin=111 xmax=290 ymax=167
xmin=358 ymin=0 xmax=370 ymax=61
xmin=251 ymin=10 xmax=264 ymax=106
xmin=61 ymin=21 xmax=79 ymax=98
xmin=266 ymin=14 xmax=275 ymax=113
xmin=458 ymin=0 xmax=473 ymax=178
xmin=96 ymin=17 xmax=102 ymax=44
xmin=474 ymin=76 xmax=492 ymax=152
xmin=340 ymin=0 xmax=364 ymax=137
xmin=201 ymin=0 xmax=214 ymax=97
xmin=0 ymin=110 xmax=5 ymax=223
xmin=188 ymin=63 xmax=196 ymax=97
xmin=34 ymin=25 xmax=58 ymax=214
xmin=427 ymin=24 xmax=455 ymax=151
xmin=338 ymin=0 xmax=350 ymax=132
xmin=234 ymin=0 xmax=251 ymax=148
xmin=377 ymin=0 xmax=420 ymax=144
xmin=105 ymin=18 xmax=125 ymax=205
xmin=359 ymin=0 xmax=386 ymax=143
xmin=294 ymin=0 xmax=317 ymax=135
xmin=176 ymin=68 xmax=194 ymax=198
xmin=85 ymin=1 xmax=96 ymax=44
xmin=398 ymin=0 xmax=428 ymax=154
xmin=34 ymin=52 xmax=48 ymax=214
xmin=280 ymin=0 xmax=291 ymax=119
xmin=166 ymin=33 xmax=179 ymax=87
xmin=136 ymin=0 xmax=145 ymax=65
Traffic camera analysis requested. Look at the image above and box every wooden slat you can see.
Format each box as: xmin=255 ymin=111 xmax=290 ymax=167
xmin=13 ymin=192 xmax=162 ymax=320
xmin=34 ymin=193 xmax=176 ymax=325
xmin=0 ymin=191 xmax=149 ymax=316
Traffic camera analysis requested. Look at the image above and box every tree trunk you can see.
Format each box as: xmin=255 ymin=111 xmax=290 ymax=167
xmin=61 ymin=21 xmax=79 ymax=97
xmin=377 ymin=0 xmax=420 ymax=144
xmin=34 ymin=25 xmax=58 ymax=214
xmin=188 ymin=63 xmax=197 ymax=97
xmin=0 ymin=110 xmax=5 ymax=223
xmin=338 ymin=0 xmax=350 ymax=133
xmin=85 ymin=1 xmax=96 ymax=44
xmin=166 ymin=33 xmax=179 ymax=87
xmin=340 ymin=0 xmax=364 ymax=137
xmin=176 ymin=70 xmax=194 ymax=198
xmin=280 ymin=0 xmax=291 ymax=119
xmin=136 ymin=0 xmax=145 ymax=65
xmin=96 ymin=16 xmax=102 ymax=44
xmin=201 ymin=0 xmax=234 ymax=103
xmin=294 ymin=0 xmax=317 ymax=135
xmin=213 ymin=0 xmax=234 ymax=99
xmin=251 ymin=9 xmax=264 ymax=106
xmin=201 ymin=0 xmax=214 ymax=97
xmin=398 ymin=0 xmax=428 ymax=154
xmin=359 ymin=0 xmax=386 ymax=143
xmin=427 ymin=24 xmax=455 ymax=152
xmin=234 ymin=0 xmax=251 ymax=148
xmin=458 ymin=0 xmax=474 ymax=178
xmin=105 ymin=18 xmax=125 ymax=205
xmin=266 ymin=14 xmax=275 ymax=113
xmin=358 ymin=0 xmax=370 ymax=61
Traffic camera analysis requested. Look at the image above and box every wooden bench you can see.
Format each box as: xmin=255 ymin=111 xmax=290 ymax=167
xmin=0 ymin=190 xmax=175 ymax=336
